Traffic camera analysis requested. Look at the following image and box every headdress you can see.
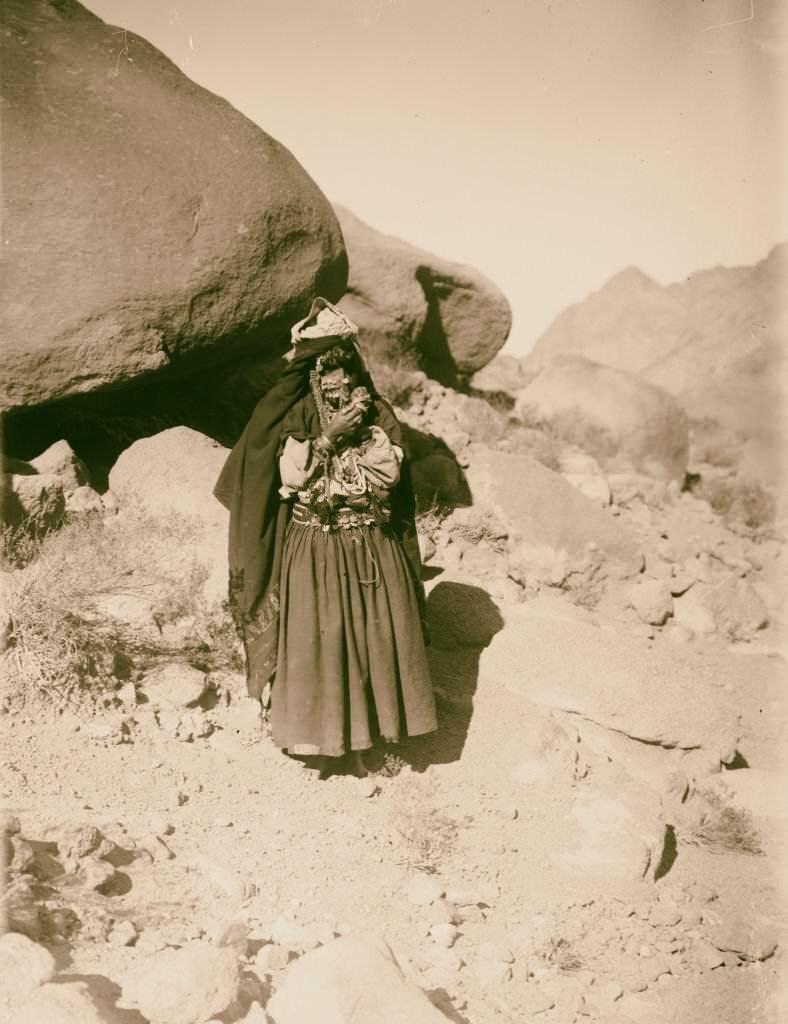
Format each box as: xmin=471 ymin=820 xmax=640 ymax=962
xmin=285 ymin=297 xmax=358 ymax=362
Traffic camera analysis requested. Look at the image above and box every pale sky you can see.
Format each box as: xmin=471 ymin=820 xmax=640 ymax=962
xmin=83 ymin=0 xmax=786 ymax=354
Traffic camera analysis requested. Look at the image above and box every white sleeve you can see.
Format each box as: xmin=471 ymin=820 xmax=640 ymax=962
xmin=279 ymin=437 xmax=320 ymax=497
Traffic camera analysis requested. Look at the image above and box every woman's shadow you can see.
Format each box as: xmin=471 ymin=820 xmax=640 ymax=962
xmin=397 ymin=581 xmax=504 ymax=771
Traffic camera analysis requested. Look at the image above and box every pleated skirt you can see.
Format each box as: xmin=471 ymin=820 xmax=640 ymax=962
xmin=270 ymin=521 xmax=437 ymax=757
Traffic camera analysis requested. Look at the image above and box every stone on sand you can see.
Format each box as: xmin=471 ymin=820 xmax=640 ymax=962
xmin=266 ymin=933 xmax=450 ymax=1023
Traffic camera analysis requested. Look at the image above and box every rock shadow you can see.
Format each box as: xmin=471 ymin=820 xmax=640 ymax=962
xmin=51 ymin=973 xmax=148 ymax=1023
xmin=398 ymin=582 xmax=504 ymax=770
xmin=401 ymin=423 xmax=471 ymax=512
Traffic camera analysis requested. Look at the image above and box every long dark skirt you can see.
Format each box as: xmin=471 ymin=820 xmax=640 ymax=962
xmin=269 ymin=521 xmax=437 ymax=757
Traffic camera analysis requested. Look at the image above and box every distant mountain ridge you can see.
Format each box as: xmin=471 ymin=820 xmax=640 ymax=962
xmin=524 ymin=243 xmax=785 ymax=401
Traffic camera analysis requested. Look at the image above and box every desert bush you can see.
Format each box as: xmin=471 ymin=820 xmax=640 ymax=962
xmin=497 ymin=424 xmax=562 ymax=472
xmin=391 ymin=775 xmax=460 ymax=874
xmin=448 ymin=509 xmax=508 ymax=554
xmin=416 ymin=501 xmax=448 ymax=540
xmin=678 ymin=788 xmax=763 ymax=856
xmin=3 ymin=504 xmax=237 ymax=706
xmin=538 ymin=936 xmax=585 ymax=974
xmin=512 ymin=403 xmax=618 ymax=467
xmin=693 ymin=476 xmax=775 ymax=533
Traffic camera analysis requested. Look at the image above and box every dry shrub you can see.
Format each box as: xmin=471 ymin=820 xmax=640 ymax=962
xmin=539 ymin=936 xmax=585 ymax=974
xmin=679 ymin=788 xmax=763 ymax=856
xmin=416 ymin=501 xmax=448 ymax=541
xmin=448 ymin=510 xmax=508 ymax=554
xmin=694 ymin=476 xmax=775 ymax=533
xmin=2 ymin=504 xmax=238 ymax=707
xmin=391 ymin=775 xmax=459 ymax=874
xmin=497 ymin=424 xmax=562 ymax=472
xmin=511 ymin=403 xmax=617 ymax=467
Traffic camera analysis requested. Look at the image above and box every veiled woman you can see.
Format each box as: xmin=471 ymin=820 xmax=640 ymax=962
xmin=213 ymin=298 xmax=436 ymax=776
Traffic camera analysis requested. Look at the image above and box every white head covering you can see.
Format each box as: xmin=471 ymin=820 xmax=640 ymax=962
xmin=285 ymin=297 xmax=358 ymax=360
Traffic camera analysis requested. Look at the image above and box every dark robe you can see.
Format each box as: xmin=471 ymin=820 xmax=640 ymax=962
xmin=213 ymin=339 xmax=425 ymax=700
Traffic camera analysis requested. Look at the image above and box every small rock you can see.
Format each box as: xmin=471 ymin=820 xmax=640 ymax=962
xmin=109 ymin=919 xmax=139 ymax=947
xmin=471 ymin=959 xmax=512 ymax=987
xmin=4 ymin=813 xmax=22 ymax=836
xmin=707 ymin=912 xmax=779 ymax=962
xmin=405 ymin=873 xmax=445 ymax=906
xmin=429 ymin=923 xmax=458 ymax=948
xmin=427 ymin=945 xmax=464 ymax=974
xmin=627 ymin=580 xmax=673 ymax=626
xmin=10 ymin=836 xmax=37 ymax=874
xmin=56 ymin=823 xmax=106 ymax=864
xmin=668 ymin=573 xmax=694 ymax=596
xmin=80 ymin=858 xmax=118 ymax=892
xmin=66 ymin=484 xmax=104 ymax=514
xmin=0 ymin=932 xmax=55 ymax=1012
xmin=147 ymin=814 xmax=175 ymax=837
xmin=254 ymin=942 xmax=291 ymax=974
xmin=270 ymin=915 xmax=318 ymax=952
xmin=29 ymin=439 xmax=89 ymax=493
xmin=592 ymin=979 xmax=623 ymax=1005
xmin=117 ymin=682 xmax=138 ymax=707
xmin=445 ymin=888 xmax=484 ymax=907
xmin=424 ymin=899 xmax=460 ymax=927
xmin=137 ymin=834 xmax=176 ymax=862
xmin=358 ymin=776 xmax=379 ymax=798
xmin=650 ymin=903 xmax=683 ymax=929
xmin=693 ymin=939 xmax=725 ymax=971
xmin=140 ymin=663 xmax=209 ymax=709
xmin=673 ymin=590 xmax=717 ymax=634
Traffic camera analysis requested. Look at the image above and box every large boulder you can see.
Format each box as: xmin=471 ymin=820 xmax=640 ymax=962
xmin=108 ymin=427 xmax=229 ymax=604
xmin=335 ymin=206 xmax=511 ymax=384
xmin=470 ymin=353 xmax=533 ymax=394
xmin=480 ymin=600 xmax=740 ymax=755
xmin=1 ymin=0 xmax=346 ymax=416
xmin=465 ymin=447 xmax=642 ymax=587
xmin=515 ymin=356 xmax=689 ymax=480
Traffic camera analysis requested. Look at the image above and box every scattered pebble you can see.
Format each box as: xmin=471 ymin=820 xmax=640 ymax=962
xmin=405 ymin=874 xmax=445 ymax=907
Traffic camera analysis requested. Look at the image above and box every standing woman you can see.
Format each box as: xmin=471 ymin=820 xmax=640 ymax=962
xmin=213 ymin=298 xmax=436 ymax=775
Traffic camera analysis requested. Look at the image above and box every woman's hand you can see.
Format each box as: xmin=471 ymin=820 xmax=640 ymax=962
xmin=324 ymin=404 xmax=363 ymax=444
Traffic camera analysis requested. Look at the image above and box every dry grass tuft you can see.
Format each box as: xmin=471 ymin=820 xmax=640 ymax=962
xmin=2 ymin=504 xmax=239 ymax=708
xmin=679 ymin=788 xmax=763 ymax=856
xmin=391 ymin=775 xmax=460 ymax=874
xmin=540 ymin=936 xmax=586 ymax=974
